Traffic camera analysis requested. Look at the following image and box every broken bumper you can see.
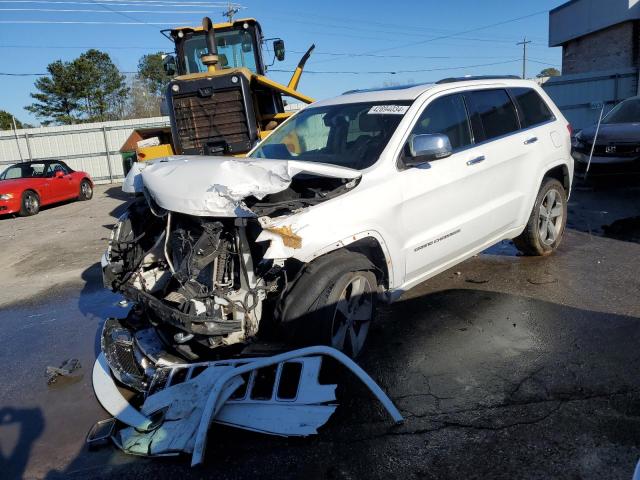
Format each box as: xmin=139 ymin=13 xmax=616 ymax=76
xmin=92 ymin=320 xmax=403 ymax=465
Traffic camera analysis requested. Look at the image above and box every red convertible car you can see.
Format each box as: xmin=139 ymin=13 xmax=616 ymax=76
xmin=0 ymin=160 xmax=93 ymax=216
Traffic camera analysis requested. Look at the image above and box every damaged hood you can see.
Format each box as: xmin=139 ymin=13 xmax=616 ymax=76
xmin=123 ymin=155 xmax=361 ymax=217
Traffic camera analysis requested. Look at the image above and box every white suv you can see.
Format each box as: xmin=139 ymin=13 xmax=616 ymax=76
xmin=105 ymin=76 xmax=572 ymax=363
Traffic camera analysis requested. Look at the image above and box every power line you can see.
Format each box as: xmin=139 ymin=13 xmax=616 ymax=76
xmin=0 ymin=7 xmax=212 ymax=12
xmin=0 ymin=59 xmax=521 ymax=77
xmin=0 ymin=19 xmax=196 ymax=24
xmin=311 ymin=9 xmax=549 ymax=65
xmin=0 ymin=44 xmax=167 ymax=49
xmin=270 ymin=59 xmax=521 ymax=75
xmin=0 ymin=0 xmax=215 ymax=5
xmin=267 ymin=9 xmax=548 ymax=43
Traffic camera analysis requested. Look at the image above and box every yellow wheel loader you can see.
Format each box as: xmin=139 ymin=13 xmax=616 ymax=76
xmin=125 ymin=16 xmax=315 ymax=165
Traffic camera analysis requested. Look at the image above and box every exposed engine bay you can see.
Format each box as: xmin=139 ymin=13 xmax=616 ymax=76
xmin=102 ymin=156 xmax=361 ymax=357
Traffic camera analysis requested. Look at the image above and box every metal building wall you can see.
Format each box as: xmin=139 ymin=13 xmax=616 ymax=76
xmin=541 ymin=68 xmax=639 ymax=130
xmin=0 ymin=117 xmax=170 ymax=184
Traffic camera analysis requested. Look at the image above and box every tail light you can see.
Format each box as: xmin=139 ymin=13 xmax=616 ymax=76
xmin=567 ymin=123 xmax=573 ymax=137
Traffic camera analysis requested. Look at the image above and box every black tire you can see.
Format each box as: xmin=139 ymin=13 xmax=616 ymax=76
xmin=19 ymin=190 xmax=40 ymax=216
xmin=79 ymin=179 xmax=93 ymax=201
xmin=278 ymin=249 xmax=378 ymax=358
xmin=514 ymin=178 xmax=567 ymax=256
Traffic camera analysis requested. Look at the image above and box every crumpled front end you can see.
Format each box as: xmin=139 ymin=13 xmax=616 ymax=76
xmin=103 ymin=155 xmax=361 ymax=354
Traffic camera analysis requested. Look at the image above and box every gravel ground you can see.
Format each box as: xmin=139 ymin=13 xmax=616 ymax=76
xmin=0 ymin=185 xmax=129 ymax=308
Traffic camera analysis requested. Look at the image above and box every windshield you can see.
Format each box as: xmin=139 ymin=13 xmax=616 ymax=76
xmin=182 ymin=29 xmax=259 ymax=74
xmin=250 ymin=101 xmax=411 ymax=170
xmin=603 ymin=97 xmax=640 ymax=124
xmin=0 ymin=163 xmax=47 ymax=180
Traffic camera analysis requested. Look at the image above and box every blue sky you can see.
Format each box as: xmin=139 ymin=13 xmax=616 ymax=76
xmin=0 ymin=0 xmax=565 ymax=125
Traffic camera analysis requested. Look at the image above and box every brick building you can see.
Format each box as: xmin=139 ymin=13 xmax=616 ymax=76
xmin=549 ymin=0 xmax=640 ymax=74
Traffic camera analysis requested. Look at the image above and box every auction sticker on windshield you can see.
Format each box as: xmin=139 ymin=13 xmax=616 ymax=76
xmin=368 ymin=105 xmax=409 ymax=115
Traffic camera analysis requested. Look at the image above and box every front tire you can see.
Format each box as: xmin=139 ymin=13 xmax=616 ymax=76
xmin=79 ymin=179 xmax=93 ymax=201
xmin=19 ymin=190 xmax=40 ymax=216
xmin=514 ymin=178 xmax=567 ymax=256
xmin=278 ymin=250 xmax=378 ymax=358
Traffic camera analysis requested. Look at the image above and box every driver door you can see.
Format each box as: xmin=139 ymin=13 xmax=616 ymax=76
xmin=46 ymin=162 xmax=76 ymax=200
xmin=399 ymin=93 xmax=489 ymax=283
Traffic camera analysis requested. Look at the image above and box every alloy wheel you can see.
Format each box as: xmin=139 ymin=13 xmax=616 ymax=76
xmin=24 ymin=192 xmax=38 ymax=215
xmin=538 ymin=188 xmax=564 ymax=246
xmin=330 ymin=274 xmax=374 ymax=357
xmin=81 ymin=181 xmax=92 ymax=199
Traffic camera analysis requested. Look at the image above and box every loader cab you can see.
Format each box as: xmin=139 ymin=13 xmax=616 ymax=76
xmin=166 ymin=19 xmax=267 ymax=76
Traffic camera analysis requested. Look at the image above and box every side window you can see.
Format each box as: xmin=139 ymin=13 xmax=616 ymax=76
xmin=411 ymin=94 xmax=472 ymax=151
xmin=510 ymin=87 xmax=555 ymax=128
xmin=466 ymin=89 xmax=520 ymax=142
xmin=46 ymin=162 xmax=67 ymax=177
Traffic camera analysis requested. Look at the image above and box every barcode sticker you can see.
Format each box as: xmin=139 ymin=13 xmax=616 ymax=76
xmin=368 ymin=105 xmax=409 ymax=115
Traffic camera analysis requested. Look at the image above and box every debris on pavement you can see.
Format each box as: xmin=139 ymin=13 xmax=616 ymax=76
xmin=90 ymin=344 xmax=402 ymax=466
xmin=46 ymin=358 xmax=81 ymax=385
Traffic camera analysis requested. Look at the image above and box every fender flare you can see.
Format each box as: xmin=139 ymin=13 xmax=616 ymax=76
xmin=297 ymin=230 xmax=397 ymax=289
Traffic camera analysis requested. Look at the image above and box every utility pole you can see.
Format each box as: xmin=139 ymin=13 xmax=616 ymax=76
xmin=516 ymin=37 xmax=532 ymax=79
xmin=223 ymin=2 xmax=240 ymax=23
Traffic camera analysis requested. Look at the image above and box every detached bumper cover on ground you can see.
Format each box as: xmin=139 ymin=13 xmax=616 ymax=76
xmin=91 ymin=319 xmax=402 ymax=466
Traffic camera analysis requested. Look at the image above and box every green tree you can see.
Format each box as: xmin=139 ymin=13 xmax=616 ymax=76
xmin=137 ymin=52 xmax=172 ymax=97
xmin=73 ymin=49 xmax=129 ymax=122
xmin=537 ymin=67 xmax=561 ymax=78
xmin=26 ymin=60 xmax=82 ymax=125
xmin=26 ymin=49 xmax=129 ymax=125
xmin=0 ymin=110 xmax=24 ymax=130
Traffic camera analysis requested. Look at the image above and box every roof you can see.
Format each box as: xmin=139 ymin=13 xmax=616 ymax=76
xmin=169 ymin=18 xmax=258 ymax=33
xmin=549 ymin=0 xmax=640 ymax=46
xmin=312 ymin=77 xmax=538 ymax=108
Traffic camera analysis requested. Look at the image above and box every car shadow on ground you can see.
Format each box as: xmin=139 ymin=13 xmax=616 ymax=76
xmin=40 ymin=286 xmax=640 ymax=480
xmin=0 ymin=407 xmax=45 ymax=480
xmin=104 ymin=185 xmax=131 ymax=219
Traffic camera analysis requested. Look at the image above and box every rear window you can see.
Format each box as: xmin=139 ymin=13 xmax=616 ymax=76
xmin=466 ymin=89 xmax=520 ymax=142
xmin=510 ymin=87 xmax=554 ymax=128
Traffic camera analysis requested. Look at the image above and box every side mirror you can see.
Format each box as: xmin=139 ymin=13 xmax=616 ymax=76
xmin=55 ymin=170 xmax=65 ymax=178
xmin=403 ymin=133 xmax=452 ymax=167
xmin=162 ymin=54 xmax=177 ymax=76
xmin=273 ymin=39 xmax=285 ymax=62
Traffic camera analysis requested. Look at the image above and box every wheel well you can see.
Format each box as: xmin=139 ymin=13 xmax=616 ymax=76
xmin=544 ymin=165 xmax=570 ymax=193
xmin=345 ymin=237 xmax=390 ymax=289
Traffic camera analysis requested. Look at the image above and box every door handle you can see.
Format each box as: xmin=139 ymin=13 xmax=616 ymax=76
xmin=466 ymin=155 xmax=485 ymax=166
xmin=524 ymin=137 xmax=538 ymax=145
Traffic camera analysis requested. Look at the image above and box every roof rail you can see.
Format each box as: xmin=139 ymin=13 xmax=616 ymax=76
xmin=436 ymin=75 xmax=521 ymax=85
xmin=343 ymin=81 xmax=433 ymax=95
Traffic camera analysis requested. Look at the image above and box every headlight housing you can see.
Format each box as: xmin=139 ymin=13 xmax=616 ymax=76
xmin=0 ymin=194 xmax=13 ymax=200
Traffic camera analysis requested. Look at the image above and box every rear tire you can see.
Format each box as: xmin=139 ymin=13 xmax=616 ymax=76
xmin=278 ymin=250 xmax=378 ymax=358
xmin=19 ymin=190 xmax=40 ymax=216
xmin=514 ymin=178 xmax=567 ymax=256
xmin=79 ymin=179 xmax=93 ymax=201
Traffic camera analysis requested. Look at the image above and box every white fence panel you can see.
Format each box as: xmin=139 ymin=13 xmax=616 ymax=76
xmin=0 ymin=117 xmax=170 ymax=184
xmin=542 ymin=68 xmax=639 ymax=130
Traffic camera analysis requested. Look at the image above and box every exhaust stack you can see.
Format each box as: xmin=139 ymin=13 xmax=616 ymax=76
xmin=201 ymin=17 xmax=219 ymax=72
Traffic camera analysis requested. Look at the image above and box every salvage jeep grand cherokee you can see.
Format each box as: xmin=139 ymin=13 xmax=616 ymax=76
xmin=103 ymin=76 xmax=573 ymax=360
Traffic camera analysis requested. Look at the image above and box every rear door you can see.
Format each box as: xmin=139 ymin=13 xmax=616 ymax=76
xmin=508 ymin=87 xmax=559 ymax=223
xmin=461 ymin=88 xmax=531 ymax=235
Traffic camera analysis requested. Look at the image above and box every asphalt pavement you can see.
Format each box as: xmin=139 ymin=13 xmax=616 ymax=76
xmin=0 ymin=180 xmax=639 ymax=480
